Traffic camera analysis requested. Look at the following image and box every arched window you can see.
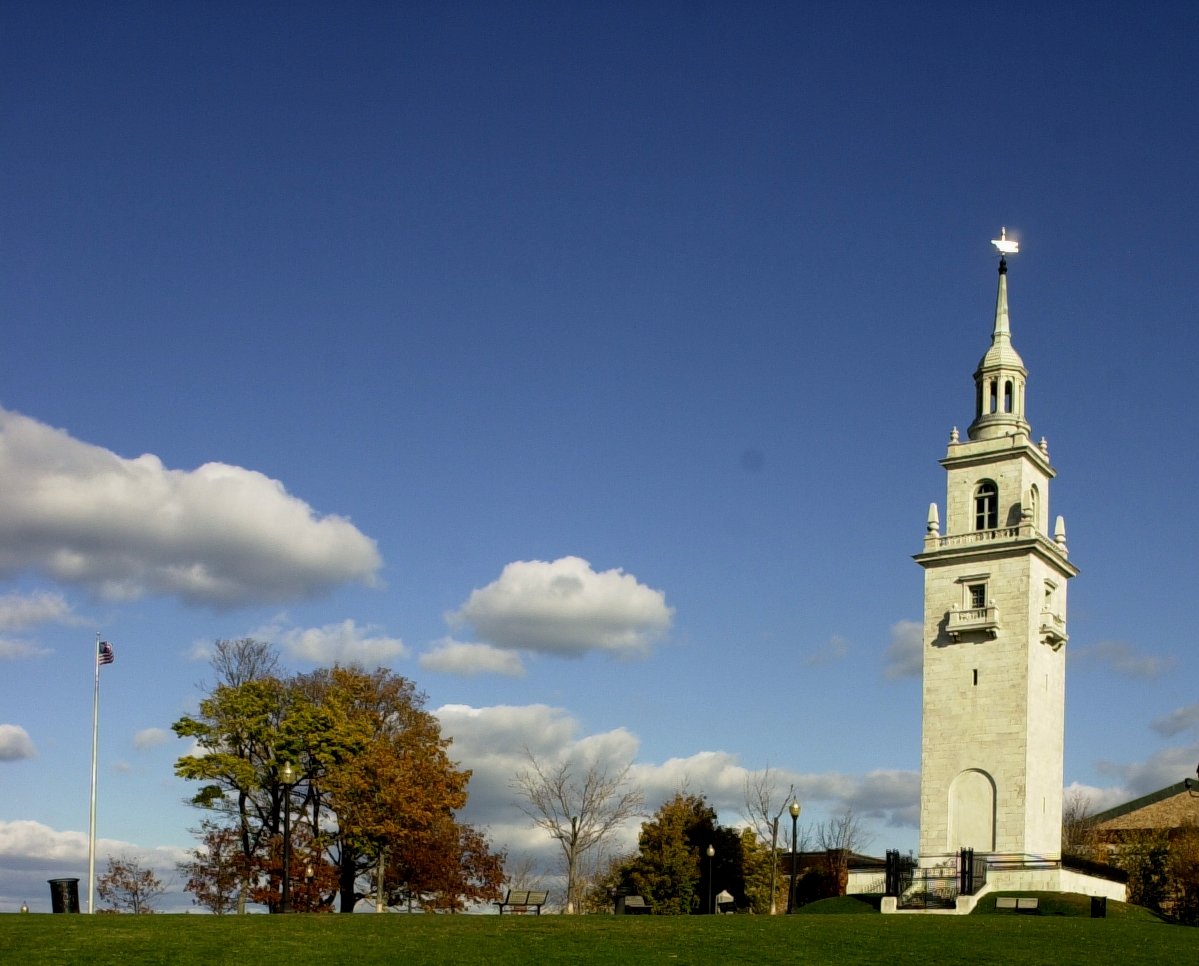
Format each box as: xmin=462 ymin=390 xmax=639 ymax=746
xmin=974 ymin=481 xmax=998 ymax=530
xmin=1003 ymin=380 xmax=1013 ymax=413
xmin=1029 ymin=484 xmax=1040 ymax=528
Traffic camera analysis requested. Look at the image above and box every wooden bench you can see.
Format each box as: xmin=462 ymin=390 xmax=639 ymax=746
xmin=494 ymin=890 xmax=549 ymax=915
xmin=995 ymin=896 xmax=1039 ymax=913
xmin=620 ymin=895 xmax=650 ymax=915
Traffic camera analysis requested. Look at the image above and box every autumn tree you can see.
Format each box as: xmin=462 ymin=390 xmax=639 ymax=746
xmin=174 ymin=655 xmax=500 ymax=914
xmin=381 ymin=820 xmax=505 ymax=912
xmin=248 ymin=820 xmax=339 ymax=913
xmin=180 ymin=820 xmax=247 ymax=914
xmin=738 ymin=826 xmax=775 ymax=914
xmin=511 ymin=749 xmax=644 ymax=913
xmin=1169 ymin=823 xmax=1199 ymax=925
xmin=172 ymin=672 xmax=297 ymax=912
xmin=294 ymin=665 xmax=504 ymax=913
xmin=97 ymin=855 xmax=166 ymax=914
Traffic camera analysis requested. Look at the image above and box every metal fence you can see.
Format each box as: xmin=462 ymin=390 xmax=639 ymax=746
xmin=890 ymin=848 xmax=987 ymax=910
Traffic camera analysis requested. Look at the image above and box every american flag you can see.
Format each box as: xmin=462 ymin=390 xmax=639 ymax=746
xmin=97 ymin=641 xmax=115 ymax=666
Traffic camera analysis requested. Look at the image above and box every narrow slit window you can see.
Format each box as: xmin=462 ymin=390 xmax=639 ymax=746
xmin=1003 ymin=380 xmax=1013 ymax=413
xmin=972 ymin=669 xmax=979 ymax=686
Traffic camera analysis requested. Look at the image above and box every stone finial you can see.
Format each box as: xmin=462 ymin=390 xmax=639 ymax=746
xmin=927 ymin=502 xmax=940 ymax=536
xmin=949 ymin=426 xmax=960 ymax=444
xmin=1040 ymin=436 xmax=1050 ymax=457
xmin=1054 ymin=515 xmax=1068 ymax=553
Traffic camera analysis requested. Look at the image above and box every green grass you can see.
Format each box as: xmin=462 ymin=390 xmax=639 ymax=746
xmin=972 ymin=892 xmax=1158 ymax=920
xmin=0 ymin=907 xmax=1191 ymax=966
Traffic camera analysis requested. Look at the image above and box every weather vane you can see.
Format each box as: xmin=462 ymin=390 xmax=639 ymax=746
xmin=991 ymin=226 xmax=1019 ymax=258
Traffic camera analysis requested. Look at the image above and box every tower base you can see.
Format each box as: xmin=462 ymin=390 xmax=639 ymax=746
xmin=881 ymin=864 xmax=1126 ymax=915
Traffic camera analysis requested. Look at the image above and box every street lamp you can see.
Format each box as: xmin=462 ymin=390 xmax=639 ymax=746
xmin=706 ymin=845 xmax=715 ymax=914
xmin=304 ymin=862 xmax=315 ymax=912
xmin=279 ymin=761 xmax=297 ymax=913
xmin=787 ymin=800 xmax=801 ymax=914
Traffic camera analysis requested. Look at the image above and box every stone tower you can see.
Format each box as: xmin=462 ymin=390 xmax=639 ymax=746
xmin=914 ymin=232 xmax=1077 ymax=865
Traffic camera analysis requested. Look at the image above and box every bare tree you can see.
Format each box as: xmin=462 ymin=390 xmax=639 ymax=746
xmin=511 ymin=749 xmax=645 ymax=913
xmin=816 ymin=807 xmax=871 ymax=853
xmin=1062 ymin=788 xmax=1096 ymax=858
xmin=97 ymin=854 xmax=167 ymax=914
xmin=742 ymin=767 xmax=796 ymax=914
xmin=504 ymin=853 xmax=546 ymax=892
xmin=208 ymin=638 xmax=279 ymax=688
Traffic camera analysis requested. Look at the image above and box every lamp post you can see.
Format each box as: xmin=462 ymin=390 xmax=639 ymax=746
xmin=706 ymin=845 xmax=715 ymax=914
xmin=787 ymin=800 xmax=801 ymax=914
xmin=304 ymin=862 xmax=315 ymax=912
xmin=279 ymin=761 xmax=297 ymax=913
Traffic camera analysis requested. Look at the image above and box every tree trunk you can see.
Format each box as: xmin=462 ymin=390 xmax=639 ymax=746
xmin=338 ymin=849 xmax=358 ymax=913
xmin=375 ymin=850 xmax=386 ymax=913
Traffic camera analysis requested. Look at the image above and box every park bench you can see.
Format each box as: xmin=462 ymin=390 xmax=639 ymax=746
xmin=494 ymin=890 xmax=549 ymax=915
xmin=620 ymin=895 xmax=650 ymax=915
xmin=995 ymin=896 xmax=1039 ymax=913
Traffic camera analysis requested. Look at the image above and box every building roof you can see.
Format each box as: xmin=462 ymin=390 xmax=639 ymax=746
xmin=1089 ymin=781 xmax=1199 ymax=831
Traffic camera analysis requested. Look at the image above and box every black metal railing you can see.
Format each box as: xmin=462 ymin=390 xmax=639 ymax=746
xmin=894 ymin=849 xmax=988 ymax=909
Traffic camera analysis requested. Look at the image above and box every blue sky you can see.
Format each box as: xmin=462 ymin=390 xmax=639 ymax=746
xmin=2 ymin=2 xmax=1197 ymax=911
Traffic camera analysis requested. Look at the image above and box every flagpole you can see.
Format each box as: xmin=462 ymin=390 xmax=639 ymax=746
xmin=88 ymin=632 xmax=101 ymax=915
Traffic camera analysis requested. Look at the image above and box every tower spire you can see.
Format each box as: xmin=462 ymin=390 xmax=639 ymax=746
xmin=967 ymin=228 xmax=1029 ymax=441
xmin=991 ymin=229 xmax=1014 ymax=345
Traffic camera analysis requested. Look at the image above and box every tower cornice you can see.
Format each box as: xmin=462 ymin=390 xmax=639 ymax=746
xmin=940 ymin=436 xmax=1056 ymax=479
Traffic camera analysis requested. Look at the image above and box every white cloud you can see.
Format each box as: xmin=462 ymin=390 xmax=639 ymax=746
xmin=1070 ymin=639 xmax=1176 ymax=679
xmin=0 ymin=638 xmax=50 ymax=660
xmin=259 ymin=617 xmax=407 ymax=664
xmin=882 ymin=620 xmax=922 ymax=680
xmin=133 ymin=728 xmax=170 ymax=751
xmin=1063 ymin=782 xmax=1133 ymax=816
xmin=186 ymin=639 xmax=212 ymax=662
xmin=448 ymin=556 xmax=673 ymax=658
xmin=435 ymin=703 xmax=920 ymax=876
xmin=0 ymin=407 xmax=382 ymax=608
xmin=0 ymin=590 xmax=79 ymax=630
xmin=0 ymin=724 xmax=36 ymax=761
xmin=420 ymin=638 xmax=526 ymax=677
xmin=0 ymin=819 xmax=189 ymax=911
xmin=435 ymin=704 xmax=645 ymax=865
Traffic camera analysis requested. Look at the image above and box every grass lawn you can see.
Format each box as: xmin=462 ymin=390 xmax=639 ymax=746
xmin=1 ymin=901 xmax=1190 ymax=966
